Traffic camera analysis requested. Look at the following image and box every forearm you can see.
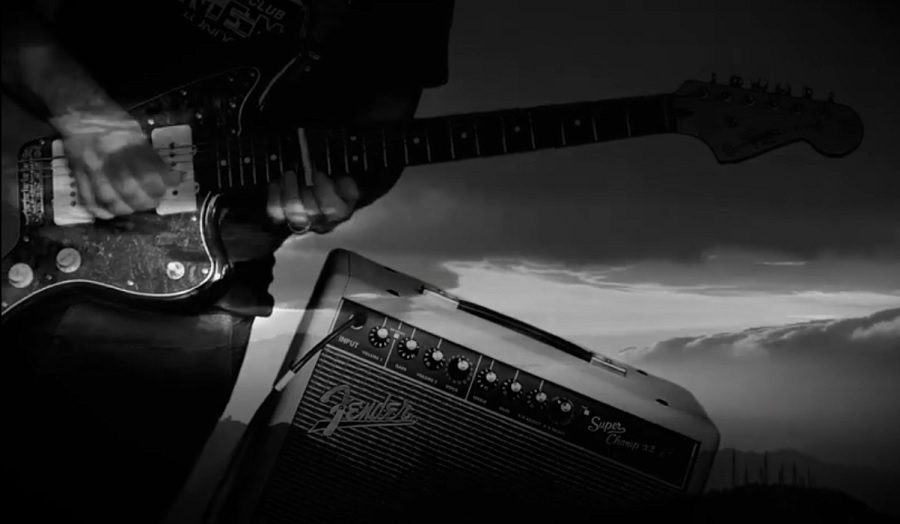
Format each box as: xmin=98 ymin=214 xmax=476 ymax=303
xmin=1 ymin=2 xmax=122 ymax=131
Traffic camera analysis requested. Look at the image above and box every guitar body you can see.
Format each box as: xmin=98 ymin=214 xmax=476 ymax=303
xmin=1 ymin=65 xmax=275 ymax=323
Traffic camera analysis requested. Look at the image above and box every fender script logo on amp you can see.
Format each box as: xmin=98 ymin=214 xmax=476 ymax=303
xmin=308 ymin=384 xmax=419 ymax=437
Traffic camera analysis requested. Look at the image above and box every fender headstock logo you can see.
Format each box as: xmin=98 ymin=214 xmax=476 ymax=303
xmin=308 ymin=384 xmax=418 ymax=437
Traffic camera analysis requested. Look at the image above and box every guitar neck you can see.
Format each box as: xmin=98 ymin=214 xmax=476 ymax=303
xmin=197 ymin=94 xmax=675 ymax=192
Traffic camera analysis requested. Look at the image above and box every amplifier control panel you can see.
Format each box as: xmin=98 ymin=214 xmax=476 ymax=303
xmin=324 ymin=300 xmax=700 ymax=489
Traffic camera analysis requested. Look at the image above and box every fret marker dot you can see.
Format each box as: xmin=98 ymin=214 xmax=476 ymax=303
xmin=270 ymin=154 xmax=277 ymax=161
xmin=574 ymin=119 xmax=582 ymax=126
xmin=413 ymin=137 xmax=421 ymax=145
xmin=219 ymin=160 xmax=227 ymax=166
xmin=243 ymin=157 xmax=251 ymax=164
xmin=460 ymin=132 xmax=468 ymax=139
xmin=350 ymin=135 xmax=357 ymax=142
xmin=513 ymin=126 xmax=521 ymax=132
xmin=352 ymin=155 xmax=359 ymax=162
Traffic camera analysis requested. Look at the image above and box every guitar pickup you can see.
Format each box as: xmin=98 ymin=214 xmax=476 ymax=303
xmin=152 ymin=125 xmax=199 ymax=216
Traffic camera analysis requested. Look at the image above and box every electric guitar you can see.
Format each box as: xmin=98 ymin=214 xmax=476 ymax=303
xmin=0 ymin=67 xmax=864 ymax=322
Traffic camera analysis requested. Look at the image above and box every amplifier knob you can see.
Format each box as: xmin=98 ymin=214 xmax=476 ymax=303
xmin=476 ymin=369 xmax=499 ymax=391
xmin=423 ymin=347 xmax=445 ymax=370
xmin=396 ymin=338 xmax=419 ymax=359
xmin=368 ymin=326 xmax=391 ymax=348
xmin=8 ymin=263 xmax=34 ymax=288
xmin=526 ymin=390 xmax=549 ymax=411
xmin=549 ymin=397 xmax=575 ymax=425
xmin=502 ymin=379 xmax=524 ymax=401
xmin=56 ymin=247 xmax=82 ymax=273
xmin=447 ymin=356 xmax=472 ymax=382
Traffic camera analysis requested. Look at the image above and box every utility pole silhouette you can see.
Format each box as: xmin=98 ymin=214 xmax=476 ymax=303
xmin=763 ymin=452 xmax=769 ymax=486
xmin=792 ymin=463 xmax=798 ymax=486
xmin=744 ymin=467 xmax=749 ymax=486
xmin=732 ymin=449 xmax=737 ymax=489
xmin=778 ymin=464 xmax=785 ymax=485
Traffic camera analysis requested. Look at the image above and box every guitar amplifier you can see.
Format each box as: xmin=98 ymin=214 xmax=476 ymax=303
xmin=204 ymin=249 xmax=720 ymax=523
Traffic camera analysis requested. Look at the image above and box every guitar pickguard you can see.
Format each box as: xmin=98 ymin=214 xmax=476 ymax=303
xmin=1 ymin=67 xmax=264 ymax=319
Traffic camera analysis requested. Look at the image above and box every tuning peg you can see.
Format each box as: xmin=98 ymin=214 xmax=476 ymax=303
xmin=711 ymin=73 xmax=718 ymax=83
xmin=751 ymin=78 xmax=769 ymax=91
xmin=802 ymin=86 xmax=814 ymax=99
xmin=775 ymin=83 xmax=792 ymax=95
xmin=730 ymin=75 xmax=744 ymax=87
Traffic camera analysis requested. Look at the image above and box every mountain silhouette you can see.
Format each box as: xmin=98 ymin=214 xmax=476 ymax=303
xmin=705 ymin=448 xmax=900 ymax=518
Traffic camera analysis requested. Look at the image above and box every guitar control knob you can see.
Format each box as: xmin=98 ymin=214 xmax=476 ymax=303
xmin=526 ymin=390 xmax=549 ymax=411
xmin=549 ymin=397 xmax=575 ymax=425
xmin=56 ymin=247 xmax=82 ymax=273
xmin=423 ymin=347 xmax=445 ymax=370
xmin=476 ymin=369 xmax=499 ymax=391
xmin=502 ymin=379 xmax=524 ymax=401
xmin=369 ymin=326 xmax=391 ymax=348
xmin=447 ymin=356 xmax=472 ymax=382
xmin=396 ymin=338 xmax=419 ymax=359
xmin=8 ymin=263 xmax=34 ymax=289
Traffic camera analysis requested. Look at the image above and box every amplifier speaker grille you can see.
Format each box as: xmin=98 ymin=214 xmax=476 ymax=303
xmin=251 ymin=348 xmax=683 ymax=523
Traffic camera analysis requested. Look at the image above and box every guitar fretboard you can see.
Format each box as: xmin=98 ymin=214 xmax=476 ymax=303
xmin=198 ymin=94 xmax=674 ymax=191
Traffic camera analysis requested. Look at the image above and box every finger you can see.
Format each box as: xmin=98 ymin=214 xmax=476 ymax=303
xmin=139 ymin=143 xmax=181 ymax=190
xmin=266 ymin=180 xmax=286 ymax=224
xmin=71 ymin=163 xmax=114 ymax=220
xmin=103 ymin=157 xmax=154 ymax=212
xmin=334 ymin=174 xmax=361 ymax=205
xmin=118 ymin=171 xmax=157 ymax=212
xmin=310 ymin=170 xmax=353 ymax=223
xmin=281 ymin=170 xmax=311 ymax=230
xmin=90 ymin=167 xmax=133 ymax=216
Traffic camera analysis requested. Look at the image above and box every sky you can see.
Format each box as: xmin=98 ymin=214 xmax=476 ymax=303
xmin=222 ymin=0 xmax=900 ymax=472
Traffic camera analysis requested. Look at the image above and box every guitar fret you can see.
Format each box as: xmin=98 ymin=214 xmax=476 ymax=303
xmin=527 ymin=110 xmax=537 ymax=150
xmin=277 ymin=139 xmax=285 ymax=181
xmin=423 ymin=118 xmax=452 ymax=163
xmin=250 ymin=138 xmax=258 ymax=185
xmin=238 ymin=139 xmax=245 ymax=187
xmin=214 ymin=142 xmax=224 ymax=189
xmin=342 ymin=131 xmax=350 ymax=174
xmin=448 ymin=119 xmax=456 ymax=159
xmin=560 ymin=116 xmax=567 ymax=147
xmin=324 ymin=134 xmax=333 ymax=175
xmin=227 ymin=139 xmax=237 ymax=188
xmin=306 ymin=129 xmax=330 ymax=177
xmin=361 ymin=135 xmax=369 ymax=171
xmin=625 ymin=112 xmax=632 ymax=137
xmin=402 ymin=129 xmax=410 ymax=165
xmin=473 ymin=120 xmax=481 ymax=156
xmin=500 ymin=115 xmax=508 ymax=153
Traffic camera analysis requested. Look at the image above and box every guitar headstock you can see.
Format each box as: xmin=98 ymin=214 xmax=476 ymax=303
xmin=672 ymin=75 xmax=864 ymax=163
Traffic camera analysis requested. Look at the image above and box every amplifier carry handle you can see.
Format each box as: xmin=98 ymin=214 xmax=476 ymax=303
xmin=419 ymin=283 xmax=596 ymax=363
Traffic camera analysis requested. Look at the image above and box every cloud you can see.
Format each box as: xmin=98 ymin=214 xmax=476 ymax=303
xmin=619 ymin=307 xmax=900 ymax=365
xmin=613 ymin=307 xmax=900 ymax=470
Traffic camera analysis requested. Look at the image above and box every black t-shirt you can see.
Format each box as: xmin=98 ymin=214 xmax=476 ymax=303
xmin=41 ymin=0 xmax=454 ymax=317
